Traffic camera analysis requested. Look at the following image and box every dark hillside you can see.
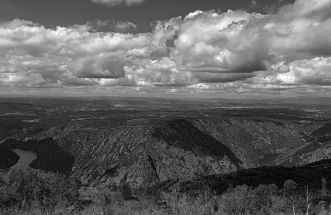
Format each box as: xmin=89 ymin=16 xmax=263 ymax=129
xmin=155 ymin=159 xmax=331 ymax=195
xmin=0 ymin=145 xmax=19 ymax=169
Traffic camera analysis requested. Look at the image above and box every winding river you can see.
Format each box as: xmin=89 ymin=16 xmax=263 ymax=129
xmin=11 ymin=149 xmax=37 ymax=167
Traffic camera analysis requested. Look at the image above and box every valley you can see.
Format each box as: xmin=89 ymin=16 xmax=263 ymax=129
xmin=1 ymin=97 xmax=331 ymax=214
xmin=1 ymin=97 xmax=331 ymax=185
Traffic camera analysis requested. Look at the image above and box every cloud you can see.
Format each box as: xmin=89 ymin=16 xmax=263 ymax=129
xmin=0 ymin=19 xmax=151 ymax=87
xmin=166 ymin=0 xmax=331 ymax=87
xmin=86 ymin=20 xmax=137 ymax=33
xmin=172 ymin=10 xmax=269 ymax=74
xmin=1 ymin=0 xmax=331 ymax=95
xmin=259 ymin=57 xmax=331 ymax=85
xmin=90 ymin=0 xmax=145 ymax=7
xmin=71 ymin=55 xmax=126 ymax=79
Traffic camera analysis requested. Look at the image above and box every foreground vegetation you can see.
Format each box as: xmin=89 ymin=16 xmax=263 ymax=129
xmin=1 ymin=167 xmax=331 ymax=215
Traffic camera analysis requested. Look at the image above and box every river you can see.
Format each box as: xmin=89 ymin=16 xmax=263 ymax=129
xmin=11 ymin=149 xmax=37 ymax=167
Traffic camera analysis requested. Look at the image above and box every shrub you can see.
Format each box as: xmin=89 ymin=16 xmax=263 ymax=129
xmin=283 ymin=179 xmax=298 ymax=196
xmin=0 ymin=167 xmax=79 ymax=209
xmin=219 ymin=185 xmax=250 ymax=215
xmin=247 ymin=184 xmax=280 ymax=214
xmin=219 ymin=184 xmax=289 ymax=215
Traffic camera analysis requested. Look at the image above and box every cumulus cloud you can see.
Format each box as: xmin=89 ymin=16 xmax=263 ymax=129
xmin=71 ymin=55 xmax=126 ymax=79
xmin=1 ymin=0 xmax=331 ymax=95
xmin=85 ymin=20 xmax=137 ymax=33
xmin=260 ymin=57 xmax=331 ymax=85
xmin=173 ymin=10 xmax=269 ymax=74
xmin=167 ymin=0 xmax=331 ymax=87
xmin=91 ymin=0 xmax=144 ymax=7
xmin=0 ymin=18 xmax=151 ymax=87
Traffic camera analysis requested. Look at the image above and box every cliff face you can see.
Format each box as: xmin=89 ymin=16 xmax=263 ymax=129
xmin=53 ymin=120 xmax=242 ymax=188
xmin=191 ymin=118 xmax=305 ymax=167
xmin=276 ymin=122 xmax=331 ymax=166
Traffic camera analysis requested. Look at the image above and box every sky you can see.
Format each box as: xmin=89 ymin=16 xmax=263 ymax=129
xmin=0 ymin=0 xmax=331 ymax=97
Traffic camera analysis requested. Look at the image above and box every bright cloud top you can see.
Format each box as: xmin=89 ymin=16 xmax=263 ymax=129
xmin=0 ymin=0 xmax=331 ymax=94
